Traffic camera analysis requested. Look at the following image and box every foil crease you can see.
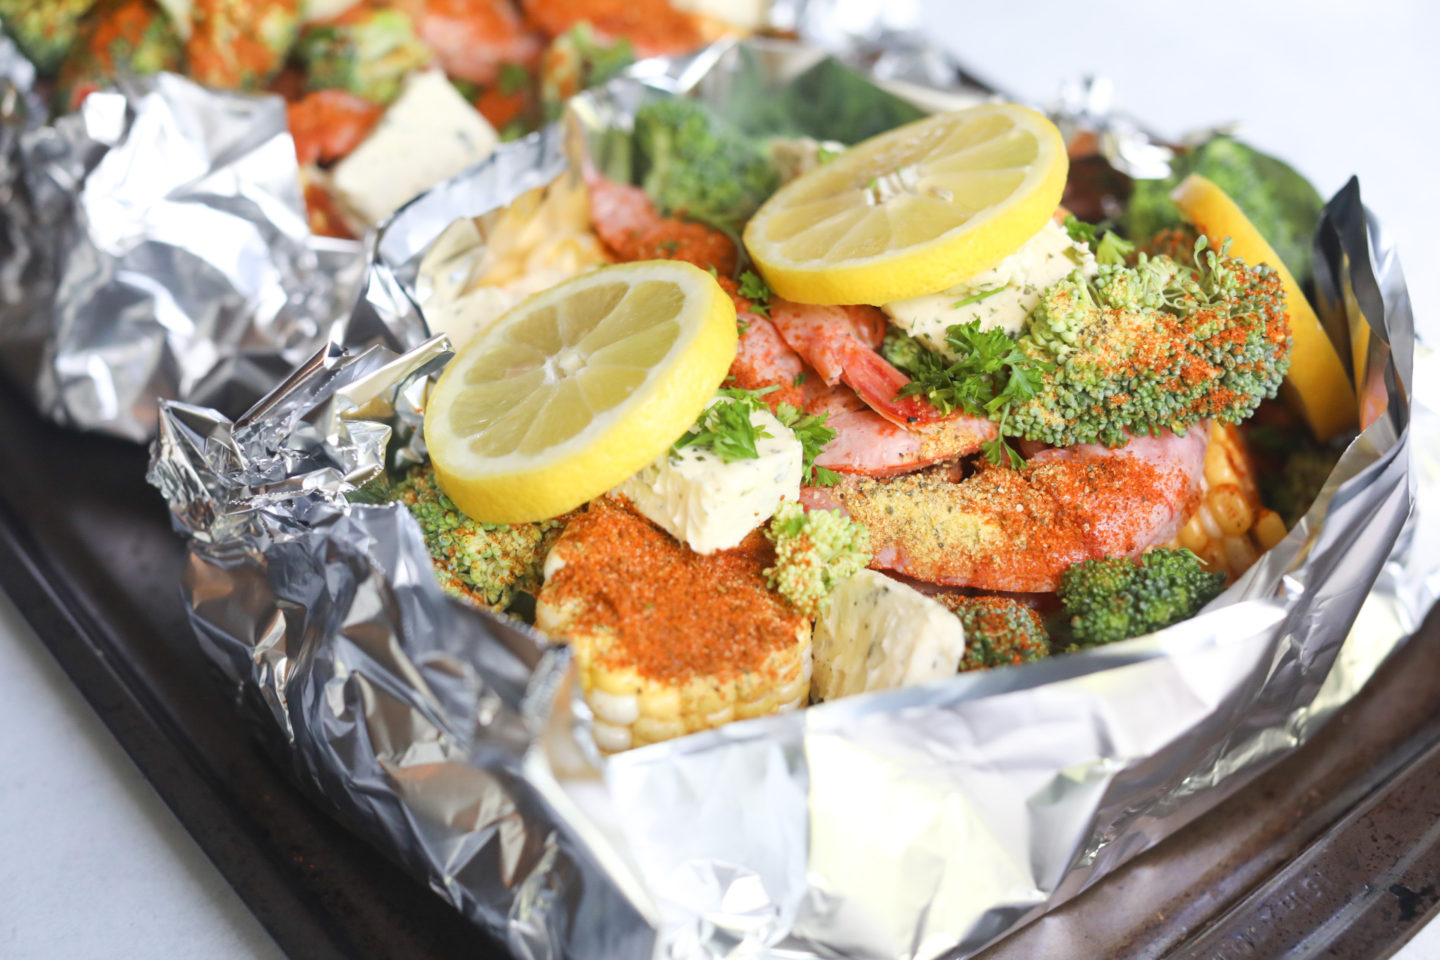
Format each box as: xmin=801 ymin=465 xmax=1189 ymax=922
xmin=0 ymin=45 xmax=368 ymax=441
xmin=147 ymin=40 xmax=1435 ymax=960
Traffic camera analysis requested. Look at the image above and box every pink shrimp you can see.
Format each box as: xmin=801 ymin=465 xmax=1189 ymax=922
xmin=769 ymin=299 xmax=947 ymax=427
xmin=410 ymin=0 xmax=542 ymax=86
xmin=727 ymin=313 xmax=995 ymax=475
xmin=802 ymin=427 xmax=1208 ymax=593
xmin=585 ymin=174 xmax=738 ymax=275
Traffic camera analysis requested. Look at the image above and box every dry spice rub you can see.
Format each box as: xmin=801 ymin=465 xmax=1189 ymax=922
xmin=539 ymin=497 xmax=807 ymax=687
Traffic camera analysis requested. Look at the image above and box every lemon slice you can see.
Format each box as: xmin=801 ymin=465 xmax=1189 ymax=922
xmin=425 ymin=261 xmax=737 ymax=523
xmin=743 ymin=103 xmax=1068 ymax=306
xmin=1171 ymin=173 xmax=1358 ymax=441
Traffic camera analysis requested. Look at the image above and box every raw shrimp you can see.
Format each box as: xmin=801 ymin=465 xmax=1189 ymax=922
xmin=409 ymin=0 xmax=542 ymax=86
xmin=729 ymin=316 xmax=805 ymax=410
xmin=802 ymin=427 xmax=1209 ymax=593
xmin=770 ymin=299 xmax=948 ymax=427
xmin=585 ymin=174 xmax=738 ymax=275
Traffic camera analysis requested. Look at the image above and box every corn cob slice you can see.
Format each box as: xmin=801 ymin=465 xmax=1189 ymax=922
xmin=1167 ymin=422 xmax=1287 ymax=581
xmin=536 ymin=498 xmax=811 ymax=752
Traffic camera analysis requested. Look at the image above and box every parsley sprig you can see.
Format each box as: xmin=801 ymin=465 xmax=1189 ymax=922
xmin=738 ymin=270 xmax=772 ymax=317
xmin=775 ymin=403 xmax=839 ymax=486
xmin=883 ymin=321 xmax=1052 ymax=468
xmin=670 ymin=387 xmax=840 ymax=485
xmin=673 ymin=387 xmax=776 ymax=461
xmin=1064 ymin=214 xmax=1136 ymax=266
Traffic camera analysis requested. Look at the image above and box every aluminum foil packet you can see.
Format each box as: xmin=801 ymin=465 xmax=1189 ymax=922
xmin=148 ymin=39 xmax=1436 ymax=960
xmin=0 ymin=34 xmax=370 ymax=442
xmin=0 ymin=0 xmax=959 ymax=443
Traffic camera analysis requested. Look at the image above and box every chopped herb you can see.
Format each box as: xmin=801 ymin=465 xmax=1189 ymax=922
xmin=1063 ymin=214 xmax=1098 ymax=244
xmin=980 ymin=409 xmax=1025 ymax=469
xmin=792 ymin=371 xmax=807 ymax=387
xmin=775 ymin=403 xmax=838 ymax=485
xmin=1094 ymin=230 xmax=1136 ymax=266
xmin=952 ymin=284 xmax=1008 ymax=310
xmin=816 ymin=145 xmax=841 ymax=164
xmin=705 ymin=265 xmax=719 ymax=279
xmin=656 ymin=240 xmax=679 ymax=253
xmin=738 ymin=270 xmax=772 ymax=316
xmin=866 ymin=175 xmax=879 ymax=191
xmin=1064 ymin=213 xmax=1134 ymax=266
xmin=672 ymin=387 xmax=777 ymax=462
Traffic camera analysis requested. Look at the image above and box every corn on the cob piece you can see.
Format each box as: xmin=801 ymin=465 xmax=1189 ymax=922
xmin=1167 ymin=422 xmax=1287 ymax=581
xmin=535 ymin=498 xmax=811 ymax=753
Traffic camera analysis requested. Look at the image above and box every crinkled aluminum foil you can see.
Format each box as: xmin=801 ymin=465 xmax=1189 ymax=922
xmin=0 ymin=38 xmax=368 ymax=442
xmin=148 ymin=39 xmax=1434 ymax=960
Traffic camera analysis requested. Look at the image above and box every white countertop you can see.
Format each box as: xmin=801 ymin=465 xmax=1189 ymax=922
xmin=1 ymin=2 xmax=1435 ymax=957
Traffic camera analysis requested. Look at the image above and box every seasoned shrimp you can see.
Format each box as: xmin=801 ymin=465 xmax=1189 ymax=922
xmin=520 ymin=0 xmax=702 ymax=58
xmin=727 ymin=302 xmax=995 ymax=475
xmin=802 ymin=427 xmax=1209 ymax=593
xmin=815 ymin=402 xmax=997 ymax=478
xmin=585 ymin=174 xmax=738 ymax=275
xmin=770 ymin=299 xmax=947 ymax=427
xmin=408 ymin=0 xmax=541 ymax=86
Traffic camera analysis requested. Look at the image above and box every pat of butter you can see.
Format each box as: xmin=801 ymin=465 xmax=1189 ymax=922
xmin=811 ymin=570 xmax=966 ymax=702
xmin=617 ymin=402 xmax=802 ymax=554
xmin=884 ymin=219 xmax=1096 ymax=353
xmin=332 ymin=70 xmax=498 ymax=228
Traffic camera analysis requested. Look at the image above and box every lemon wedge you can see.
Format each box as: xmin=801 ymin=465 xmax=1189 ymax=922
xmin=1171 ymin=173 xmax=1358 ymax=441
xmin=743 ymin=103 xmax=1068 ymax=306
xmin=425 ymin=261 xmax=737 ymax=523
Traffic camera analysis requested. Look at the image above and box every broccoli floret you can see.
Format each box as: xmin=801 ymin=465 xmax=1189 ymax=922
xmin=296 ymin=7 xmax=431 ymax=105
xmin=763 ymin=502 xmax=871 ymax=618
xmin=0 ymin=0 xmax=98 ymax=73
xmin=633 ymin=98 xmax=781 ymax=239
xmin=1059 ymin=548 xmax=1225 ymax=646
xmin=1005 ymin=239 xmax=1293 ymax=448
xmin=1124 ymin=136 xmax=1325 ymax=284
xmin=937 ymin=596 xmax=1050 ymax=670
xmin=53 ymin=0 xmax=183 ymax=111
xmin=380 ymin=463 xmax=565 ymax=611
xmin=1246 ymin=420 xmax=1343 ymax=527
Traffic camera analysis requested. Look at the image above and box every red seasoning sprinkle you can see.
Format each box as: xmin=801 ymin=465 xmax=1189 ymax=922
xmin=543 ymin=499 xmax=805 ymax=685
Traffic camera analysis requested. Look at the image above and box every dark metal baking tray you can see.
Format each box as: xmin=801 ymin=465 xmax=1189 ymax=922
xmin=3 ymin=367 xmax=1439 ymax=959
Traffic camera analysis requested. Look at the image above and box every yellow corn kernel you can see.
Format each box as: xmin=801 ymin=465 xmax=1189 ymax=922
xmin=1167 ymin=423 xmax=1275 ymax=582
xmin=1254 ymin=510 xmax=1288 ymax=551
xmin=1209 ymin=484 xmax=1254 ymax=537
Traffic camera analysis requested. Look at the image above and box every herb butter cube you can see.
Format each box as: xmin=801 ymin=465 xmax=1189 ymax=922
xmin=331 ymin=70 xmax=498 ymax=227
xmin=617 ymin=403 xmax=802 ymax=554
xmin=883 ymin=219 xmax=1097 ymax=350
xmin=811 ymin=569 xmax=966 ymax=702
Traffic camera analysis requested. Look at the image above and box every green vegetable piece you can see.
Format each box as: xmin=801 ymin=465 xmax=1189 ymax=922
xmin=763 ymin=501 xmax=871 ymax=618
xmin=1124 ymin=135 xmax=1325 ymax=284
xmin=380 ymin=462 xmax=566 ymax=611
xmin=0 ymin=0 xmax=98 ymax=73
xmin=940 ymin=596 xmax=1050 ymax=670
xmin=53 ymin=0 xmax=183 ymax=111
xmin=633 ymin=97 xmax=782 ymax=238
xmin=1004 ymin=238 xmax=1293 ymax=447
xmin=1059 ymin=548 xmax=1225 ymax=646
xmin=297 ymin=7 xmax=431 ymax=105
